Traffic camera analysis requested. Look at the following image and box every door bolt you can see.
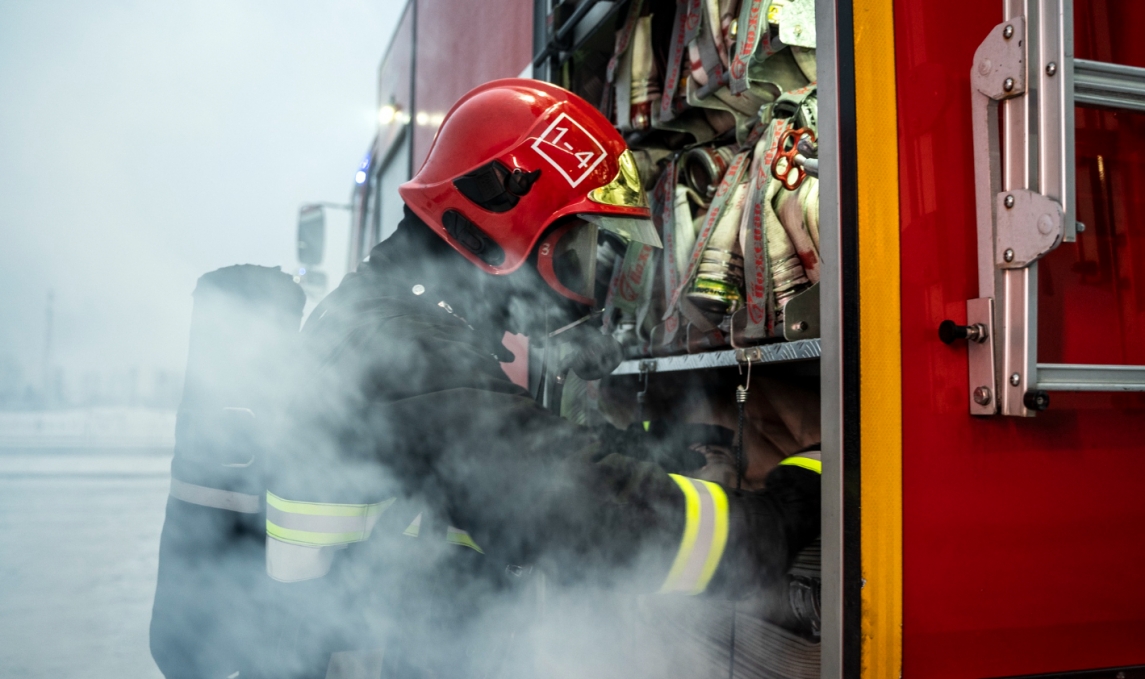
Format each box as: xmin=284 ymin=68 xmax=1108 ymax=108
xmin=973 ymin=386 xmax=992 ymax=406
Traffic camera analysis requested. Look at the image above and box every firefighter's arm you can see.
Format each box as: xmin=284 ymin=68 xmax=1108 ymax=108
xmin=573 ymin=447 xmax=821 ymax=597
xmin=380 ymin=388 xmax=819 ymax=595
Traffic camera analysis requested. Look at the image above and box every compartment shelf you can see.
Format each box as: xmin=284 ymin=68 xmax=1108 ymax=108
xmin=610 ymin=338 xmax=821 ymax=375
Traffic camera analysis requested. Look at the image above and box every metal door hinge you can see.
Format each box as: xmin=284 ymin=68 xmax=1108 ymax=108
xmin=994 ymin=190 xmax=1064 ymax=269
xmin=966 ymin=298 xmax=997 ymax=416
xmin=972 ymin=17 xmax=1027 ymax=101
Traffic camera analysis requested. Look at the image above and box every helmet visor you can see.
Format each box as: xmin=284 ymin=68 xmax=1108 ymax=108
xmin=580 ymin=214 xmax=662 ymax=249
xmin=538 ymin=219 xmax=599 ymax=306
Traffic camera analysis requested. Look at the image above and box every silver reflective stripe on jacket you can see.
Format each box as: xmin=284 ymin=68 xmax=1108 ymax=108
xmin=659 ymin=474 xmax=729 ymax=595
xmin=265 ymin=491 xmax=395 ymax=583
xmin=169 ymin=478 xmax=261 ymax=514
xmin=266 ymin=537 xmax=344 ymax=583
xmin=265 ymin=492 xmax=394 ymax=546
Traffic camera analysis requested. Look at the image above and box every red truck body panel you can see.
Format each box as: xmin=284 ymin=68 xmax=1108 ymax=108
xmin=411 ymin=0 xmax=534 ymax=173
xmin=378 ymin=7 xmax=414 ymax=163
xmin=896 ymin=0 xmax=1145 ymax=676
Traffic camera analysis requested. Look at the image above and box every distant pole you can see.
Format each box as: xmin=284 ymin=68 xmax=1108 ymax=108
xmin=42 ymin=290 xmax=54 ymax=402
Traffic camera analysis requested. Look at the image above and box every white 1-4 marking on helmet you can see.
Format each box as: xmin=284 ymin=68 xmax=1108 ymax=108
xmin=530 ymin=112 xmax=608 ymax=187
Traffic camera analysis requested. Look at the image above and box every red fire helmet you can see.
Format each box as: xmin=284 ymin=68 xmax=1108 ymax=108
xmin=399 ymin=79 xmax=658 ymax=304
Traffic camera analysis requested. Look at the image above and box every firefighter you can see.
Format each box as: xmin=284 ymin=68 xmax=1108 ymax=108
xmin=264 ymin=79 xmax=820 ymax=678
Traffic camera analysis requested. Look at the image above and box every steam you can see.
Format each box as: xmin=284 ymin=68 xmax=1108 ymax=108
xmin=0 ymin=1 xmax=389 ymax=410
xmin=146 ymin=221 xmax=821 ymax=678
xmin=1 ymin=5 xmax=822 ymax=677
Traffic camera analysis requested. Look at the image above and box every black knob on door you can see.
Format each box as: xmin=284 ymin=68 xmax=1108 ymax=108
xmin=939 ymin=320 xmax=988 ymax=344
xmin=1023 ymin=390 xmax=1051 ymax=411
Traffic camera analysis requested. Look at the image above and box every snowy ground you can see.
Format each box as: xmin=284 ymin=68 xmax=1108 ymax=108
xmin=0 ymin=410 xmax=172 ymax=678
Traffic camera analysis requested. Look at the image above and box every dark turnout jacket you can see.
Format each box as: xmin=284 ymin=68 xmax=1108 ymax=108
xmin=262 ymin=221 xmax=820 ymax=678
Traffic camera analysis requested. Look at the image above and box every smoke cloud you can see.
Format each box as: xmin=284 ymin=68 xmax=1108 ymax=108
xmin=0 ymin=4 xmax=821 ymax=678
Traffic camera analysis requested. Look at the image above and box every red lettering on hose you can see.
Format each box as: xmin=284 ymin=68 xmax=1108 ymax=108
xmin=730 ymin=1 xmax=762 ymax=81
xmin=747 ymin=203 xmax=767 ymax=325
xmin=618 ymin=245 xmax=654 ymax=302
xmin=686 ymin=0 xmax=702 ymax=31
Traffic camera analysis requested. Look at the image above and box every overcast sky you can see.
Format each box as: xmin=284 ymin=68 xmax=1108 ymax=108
xmin=0 ymin=0 xmax=403 ymax=398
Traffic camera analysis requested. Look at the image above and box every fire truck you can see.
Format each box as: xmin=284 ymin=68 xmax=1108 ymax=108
xmin=318 ymin=0 xmax=1145 ymax=676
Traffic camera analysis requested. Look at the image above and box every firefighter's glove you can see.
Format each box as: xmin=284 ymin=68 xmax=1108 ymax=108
xmin=561 ymin=328 xmax=624 ymax=381
xmin=594 ymin=423 xmax=656 ymax=462
xmin=647 ymin=422 xmax=730 ymax=473
xmin=593 ymin=422 xmax=721 ymax=473
xmin=715 ymin=453 xmax=821 ymax=597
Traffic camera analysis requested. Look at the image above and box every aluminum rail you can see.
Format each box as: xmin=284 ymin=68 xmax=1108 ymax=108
xmin=610 ymin=339 xmax=822 ymax=375
xmin=1074 ymin=58 xmax=1145 ymax=112
xmin=532 ymin=0 xmax=607 ymax=67
xmin=1037 ymin=363 xmax=1145 ymax=391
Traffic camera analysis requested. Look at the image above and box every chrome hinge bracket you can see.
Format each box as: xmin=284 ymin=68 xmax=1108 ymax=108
xmin=994 ymin=189 xmax=1065 ymax=268
xmin=972 ymin=17 xmax=1027 ymax=101
xmin=967 ymin=298 xmax=998 ymax=416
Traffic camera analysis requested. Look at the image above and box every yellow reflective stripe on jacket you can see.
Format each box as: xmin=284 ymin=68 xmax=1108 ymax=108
xmin=446 ymin=526 xmax=484 ymax=554
xmin=402 ymin=513 xmax=422 ymax=537
xmin=400 ymin=513 xmax=484 ymax=553
xmin=660 ymin=474 xmax=729 ymax=595
xmin=265 ymin=491 xmax=394 ymax=547
xmin=778 ymin=455 xmax=823 ymax=474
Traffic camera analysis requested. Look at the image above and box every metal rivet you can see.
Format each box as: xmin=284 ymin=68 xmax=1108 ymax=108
xmin=1010 ymin=373 xmax=1021 ymax=387
xmin=1076 ymin=221 xmax=1087 ymax=233
xmin=1046 ymin=61 xmax=1057 ymax=76
xmin=1003 ymin=77 xmax=1015 ymax=92
xmin=1003 ymin=24 xmax=1014 ymax=39
xmin=411 ymin=284 xmax=425 ymax=295
xmin=973 ymin=386 xmax=993 ymax=406
xmin=1004 ymin=248 xmax=1015 ymax=262
xmin=1004 ymin=194 xmax=1015 ymax=208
